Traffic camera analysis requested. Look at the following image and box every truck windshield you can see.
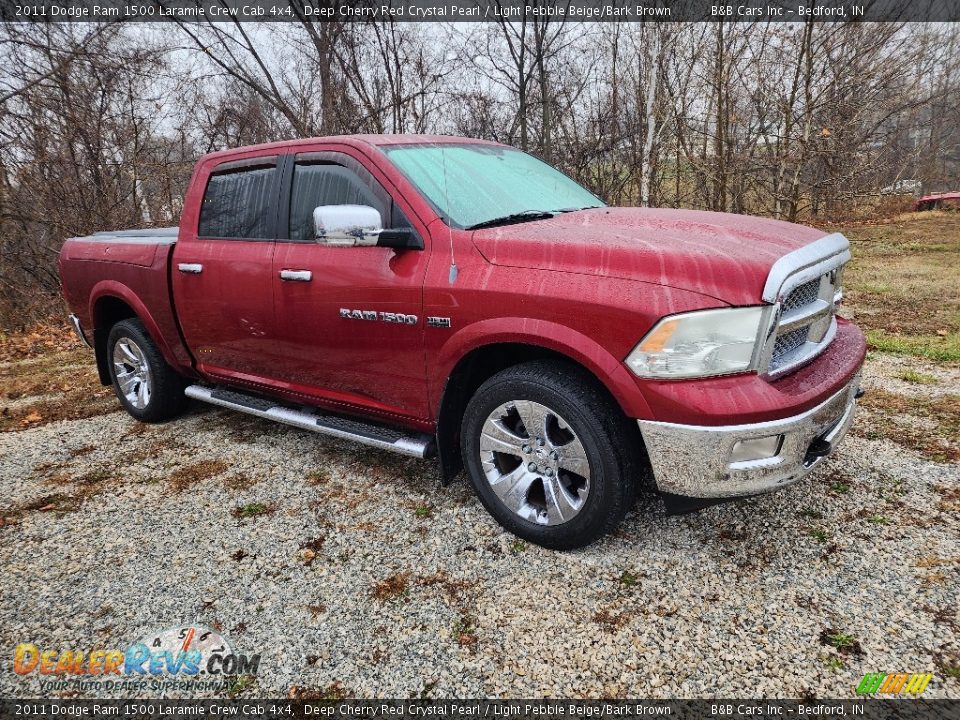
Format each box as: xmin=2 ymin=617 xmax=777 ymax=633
xmin=382 ymin=143 xmax=603 ymax=229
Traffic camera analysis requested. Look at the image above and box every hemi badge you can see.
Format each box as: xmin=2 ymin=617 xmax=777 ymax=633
xmin=427 ymin=317 xmax=452 ymax=328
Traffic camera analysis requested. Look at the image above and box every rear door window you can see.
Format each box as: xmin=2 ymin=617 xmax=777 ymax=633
xmin=199 ymin=161 xmax=278 ymax=239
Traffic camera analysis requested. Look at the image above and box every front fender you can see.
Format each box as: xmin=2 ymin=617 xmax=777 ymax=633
xmin=431 ymin=316 xmax=654 ymax=420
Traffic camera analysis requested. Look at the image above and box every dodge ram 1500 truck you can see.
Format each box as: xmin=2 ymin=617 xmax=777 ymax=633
xmin=59 ymin=135 xmax=866 ymax=549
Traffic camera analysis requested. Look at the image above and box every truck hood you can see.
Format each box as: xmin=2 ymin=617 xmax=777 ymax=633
xmin=471 ymin=207 xmax=825 ymax=306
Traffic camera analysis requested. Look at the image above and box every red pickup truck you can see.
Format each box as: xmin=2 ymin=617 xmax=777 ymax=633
xmin=59 ymin=135 xmax=865 ymax=549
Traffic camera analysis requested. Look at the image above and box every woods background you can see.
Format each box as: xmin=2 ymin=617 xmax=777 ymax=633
xmin=1 ymin=16 xmax=958 ymax=328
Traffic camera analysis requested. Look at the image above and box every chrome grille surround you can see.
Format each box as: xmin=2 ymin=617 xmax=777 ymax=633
xmin=760 ymin=233 xmax=850 ymax=378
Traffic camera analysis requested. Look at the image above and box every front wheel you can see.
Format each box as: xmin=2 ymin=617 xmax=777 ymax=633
xmin=460 ymin=360 xmax=638 ymax=550
xmin=107 ymin=318 xmax=188 ymax=422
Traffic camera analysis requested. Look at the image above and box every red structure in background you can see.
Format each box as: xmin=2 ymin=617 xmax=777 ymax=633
xmin=916 ymin=191 xmax=960 ymax=211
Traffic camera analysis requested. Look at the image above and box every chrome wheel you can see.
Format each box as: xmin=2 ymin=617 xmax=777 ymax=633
xmin=112 ymin=338 xmax=152 ymax=410
xmin=479 ymin=400 xmax=590 ymax=526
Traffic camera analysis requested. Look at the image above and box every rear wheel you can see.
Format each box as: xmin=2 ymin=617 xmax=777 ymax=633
xmin=461 ymin=360 xmax=638 ymax=549
xmin=107 ymin=319 xmax=188 ymax=422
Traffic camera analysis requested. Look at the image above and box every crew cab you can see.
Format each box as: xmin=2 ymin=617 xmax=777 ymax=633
xmin=58 ymin=135 xmax=866 ymax=549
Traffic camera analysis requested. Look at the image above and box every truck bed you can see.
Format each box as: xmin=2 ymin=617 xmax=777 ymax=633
xmin=58 ymin=226 xmax=193 ymax=378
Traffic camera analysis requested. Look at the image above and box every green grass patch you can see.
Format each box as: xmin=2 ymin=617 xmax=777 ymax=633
xmin=824 ymin=656 xmax=845 ymax=671
xmin=894 ymin=369 xmax=939 ymax=384
xmin=232 ymin=502 xmax=271 ymax=519
xmin=824 ymin=631 xmax=859 ymax=653
xmin=225 ymin=674 xmax=256 ymax=697
xmin=867 ymin=329 xmax=960 ymax=362
xmin=809 ymin=529 xmax=830 ymax=543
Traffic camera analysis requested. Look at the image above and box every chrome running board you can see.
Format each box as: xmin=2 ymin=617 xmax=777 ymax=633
xmin=185 ymin=385 xmax=435 ymax=459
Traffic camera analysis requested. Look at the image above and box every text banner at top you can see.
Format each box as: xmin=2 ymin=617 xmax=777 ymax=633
xmin=2 ymin=0 xmax=959 ymax=23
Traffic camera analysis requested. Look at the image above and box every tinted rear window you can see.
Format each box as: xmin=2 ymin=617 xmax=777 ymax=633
xmin=199 ymin=166 xmax=277 ymax=239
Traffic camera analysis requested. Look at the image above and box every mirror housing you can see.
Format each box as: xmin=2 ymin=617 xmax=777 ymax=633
xmin=313 ymin=205 xmax=382 ymax=247
xmin=376 ymin=228 xmax=424 ymax=250
xmin=312 ymin=205 xmax=423 ymax=250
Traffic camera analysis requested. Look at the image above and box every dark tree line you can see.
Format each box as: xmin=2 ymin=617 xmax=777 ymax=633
xmin=1 ymin=18 xmax=958 ymax=327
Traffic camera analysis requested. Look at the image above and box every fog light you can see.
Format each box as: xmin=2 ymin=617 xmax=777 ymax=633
xmin=730 ymin=435 xmax=784 ymax=463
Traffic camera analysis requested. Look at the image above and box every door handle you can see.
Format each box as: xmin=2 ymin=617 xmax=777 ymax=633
xmin=178 ymin=263 xmax=203 ymax=274
xmin=280 ymin=269 xmax=312 ymax=282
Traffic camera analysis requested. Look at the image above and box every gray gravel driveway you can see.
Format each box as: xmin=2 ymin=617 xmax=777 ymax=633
xmin=1 ymin=353 xmax=957 ymax=699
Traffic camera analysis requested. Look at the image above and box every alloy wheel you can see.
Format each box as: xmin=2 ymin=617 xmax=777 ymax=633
xmin=478 ymin=400 xmax=590 ymax=526
xmin=112 ymin=338 xmax=152 ymax=410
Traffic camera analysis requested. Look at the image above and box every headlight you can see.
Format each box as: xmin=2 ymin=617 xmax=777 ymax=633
xmin=625 ymin=306 xmax=772 ymax=379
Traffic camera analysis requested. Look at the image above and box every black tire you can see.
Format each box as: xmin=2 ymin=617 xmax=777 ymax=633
xmin=460 ymin=360 xmax=639 ymax=550
xmin=107 ymin=318 xmax=188 ymax=423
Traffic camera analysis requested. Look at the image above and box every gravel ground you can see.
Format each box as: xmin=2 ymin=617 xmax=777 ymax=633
xmin=0 ymin=352 xmax=957 ymax=700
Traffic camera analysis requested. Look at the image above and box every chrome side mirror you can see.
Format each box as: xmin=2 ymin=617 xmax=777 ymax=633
xmin=312 ymin=204 xmax=424 ymax=250
xmin=313 ymin=205 xmax=383 ymax=247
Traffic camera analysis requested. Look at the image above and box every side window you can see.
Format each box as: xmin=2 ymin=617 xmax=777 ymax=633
xmin=198 ymin=165 xmax=277 ymax=239
xmin=289 ymin=159 xmax=412 ymax=241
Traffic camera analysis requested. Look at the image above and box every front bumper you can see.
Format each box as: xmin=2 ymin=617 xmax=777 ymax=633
xmin=637 ymin=372 xmax=861 ymax=499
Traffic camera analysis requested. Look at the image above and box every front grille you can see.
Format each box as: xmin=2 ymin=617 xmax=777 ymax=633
xmin=767 ymin=267 xmax=843 ymax=376
xmin=771 ymin=327 xmax=810 ymax=369
xmin=782 ymin=278 xmax=820 ymax=314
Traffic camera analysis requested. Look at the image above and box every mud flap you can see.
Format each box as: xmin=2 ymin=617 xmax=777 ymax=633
xmin=659 ymin=491 xmax=744 ymax=515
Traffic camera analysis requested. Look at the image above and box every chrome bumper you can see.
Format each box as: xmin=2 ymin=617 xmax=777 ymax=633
xmin=67 ymin=313 xmax=92 ymax=348
xmin=637 ymin=373 xmax=862 ymax=499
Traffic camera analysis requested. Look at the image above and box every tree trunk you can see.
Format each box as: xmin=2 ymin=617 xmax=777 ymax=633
xmin=640 ymin=28 xmax=661 ymax=208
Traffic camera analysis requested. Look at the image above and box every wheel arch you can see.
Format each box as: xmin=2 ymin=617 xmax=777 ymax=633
xmin=433 ymin=322 xmax=652 ymax=484
xmin=88 ymin=282 xmax=178 ymax=386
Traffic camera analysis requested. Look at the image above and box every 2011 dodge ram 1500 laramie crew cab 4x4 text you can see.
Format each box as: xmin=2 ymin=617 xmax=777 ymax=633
xmin=59 ymin=135 xmax=866 ymax=549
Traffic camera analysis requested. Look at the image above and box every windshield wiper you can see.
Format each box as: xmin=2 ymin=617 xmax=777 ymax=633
xmin=553 ymin=205 xmax=603 ymax=213
xmin=466 ymin=210 xmax=556 ymax=230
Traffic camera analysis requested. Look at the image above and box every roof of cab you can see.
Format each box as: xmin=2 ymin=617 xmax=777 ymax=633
xmin=198 ymin=134 xmax=501 ymax=165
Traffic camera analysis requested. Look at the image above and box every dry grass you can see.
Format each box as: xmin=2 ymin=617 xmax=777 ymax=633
xmin=288 ymin=681 xmax=349 ymax=700
xmin=223 ymin=472 xmax=256 ymax=490
xmin=841 ymin=212 xmax=960 ymax=362
xmin=854 ymin=389 xmax=960 ymax=463
xmin=370 ymin=572 xmax=410 ymax=602
xmin=4 ymin=462 xmax=121 ymax=519
xmin=0 ymin=320 xmax=116 ymax=432
xmin=168 ymin=459 xmax=229 ymax=491
xmin=0 ymin=320 xmax=79 ymax=363
xmin=593 ymin=608 xmax=631 ymax=632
